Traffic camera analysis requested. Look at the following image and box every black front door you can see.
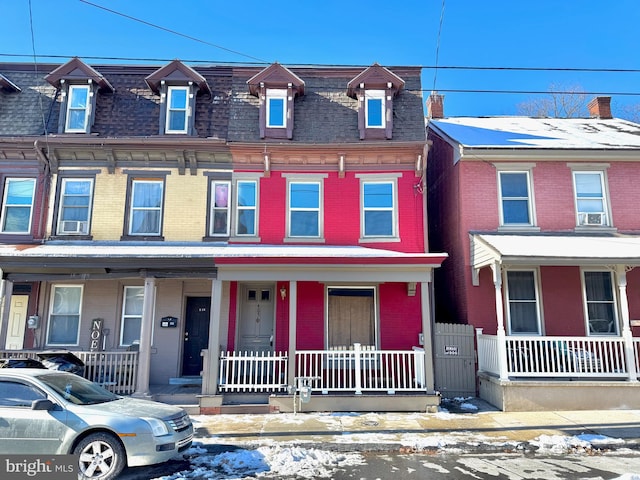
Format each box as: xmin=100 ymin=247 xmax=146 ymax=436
xmin=182 ymin=297 xmax=211 ymax=376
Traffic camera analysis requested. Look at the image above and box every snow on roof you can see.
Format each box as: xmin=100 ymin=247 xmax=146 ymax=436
xmin=430 ymin=117 xmax=640 ymax=149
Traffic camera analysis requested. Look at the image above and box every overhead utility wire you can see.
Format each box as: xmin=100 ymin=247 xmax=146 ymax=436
xmin=78 ymin=0 xmax=269 ymax=64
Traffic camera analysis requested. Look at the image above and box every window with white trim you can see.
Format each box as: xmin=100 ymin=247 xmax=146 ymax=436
xmin=65 ymin=85 xmax=91 ymax=133
xmin=129 ymin=179 xmax=164 ymax=236
xmin=266 ymin=89 xmax=287 ymax=128
xmin=288 ymin=181 xmax=321 ymax=238
xmin=498 ymin=171 xmax=533 ymax=226
xmin=166 ymin=86 xmax=189 ymax=134
xmin=57 ymin=178 xmax=93 ymax=235
xmin=121 ymin=286 xmax=143 ymax=346
xmin=236 ymin=180 xmax=257 ymax=236
xmin=210 ymin=180 xmax=230 ymax=236
xmin=1 ymin=178 xmax=36 ymax=234
xmin=47 ymin=285 xmax=83 ymax=345
xmin=365 ymin=90 xmax=385 ymax=128
xmin=573 ymin=171 xmax=609 ymax=227
xmin=362 ymin=181 xmax=396 ymax=238
xmin=505 ymin=270 xmax=541 ymax=334
xmin=583 ymin=270 xmax=618 ymax=335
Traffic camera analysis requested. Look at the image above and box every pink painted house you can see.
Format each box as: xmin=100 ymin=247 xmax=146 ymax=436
xmin=426 ymin=94 xmax=640 ymax=411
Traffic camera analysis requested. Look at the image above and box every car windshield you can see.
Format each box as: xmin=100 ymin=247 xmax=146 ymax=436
xmin=36 ymin=372 xmax=120 ymax=405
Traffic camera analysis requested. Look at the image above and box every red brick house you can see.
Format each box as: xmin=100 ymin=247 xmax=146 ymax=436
xmin=426 ymin=94 xmax=640 ymax=410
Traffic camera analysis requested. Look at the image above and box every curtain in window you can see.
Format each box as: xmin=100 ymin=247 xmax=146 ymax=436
xmin=584 ymin=271 xmax=616 ymax=334
xmin=507 ymin=271 xmax=539 ymax=334
xmin=48 ymin=286 xmax=81 ymax=344
xmin=122 ymin=287 xmax=143 ymax=346
xmin=131 ymin=182 xmax=162 ymax=235
xmin=61 ymin=180 xmax=91 ymax=222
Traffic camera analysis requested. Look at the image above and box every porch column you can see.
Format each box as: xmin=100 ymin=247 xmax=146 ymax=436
xmin=0 ymin=276 xmax=10 ymax=349
xmin=491 ymin=262 xmax=509 ymax=380
xmin=203 ymin=278 xmax=223 ymax=395
xmin=134 ymin=277 xmax=156 ymax=397
xmin=616 ymin=266 xmax=638 ymax=382
xmin=287 ymin=281 xmax=297 ymax=388
xmin=420 ymin=280 xmax=435 ymax=392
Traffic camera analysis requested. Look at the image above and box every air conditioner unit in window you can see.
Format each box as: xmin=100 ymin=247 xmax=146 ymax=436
xmin=579 ymin=212 xmax=605 ymax=226
xmin=60 ymin=220 xmax=88 ymax=234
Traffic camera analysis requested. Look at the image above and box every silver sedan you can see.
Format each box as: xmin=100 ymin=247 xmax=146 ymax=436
xmin=0 ymin=369 xmax=193 ymax=480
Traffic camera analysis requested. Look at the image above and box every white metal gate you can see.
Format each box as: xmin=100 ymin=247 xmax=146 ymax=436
xmin=434 ymin=323 xmax=476 ymax=398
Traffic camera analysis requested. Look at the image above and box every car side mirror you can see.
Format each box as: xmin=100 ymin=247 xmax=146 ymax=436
xmin=31 ymin=399 xmax=56 ymax=411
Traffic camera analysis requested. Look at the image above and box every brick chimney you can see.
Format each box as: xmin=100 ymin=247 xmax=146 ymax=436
xmin=426 ymin=93 xmax=444 ymax=119
xmin=587 ymin=96 xmax=612 ymax=119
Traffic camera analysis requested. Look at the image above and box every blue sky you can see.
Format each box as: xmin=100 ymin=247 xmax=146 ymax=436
xmin=2 ymin=0 xmax=639 ymax=117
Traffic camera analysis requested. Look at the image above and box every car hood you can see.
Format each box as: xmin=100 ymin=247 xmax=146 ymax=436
xmin=72 ymin=397 xmax=185 ymax=419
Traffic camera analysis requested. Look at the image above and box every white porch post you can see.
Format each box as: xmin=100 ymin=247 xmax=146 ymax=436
xmin=491 ymin=262 xmax=509 ymax=380
xmin=616 ymin=266 xmax=638 ymax=382
xmin=203 ymin=278 xmax=223 ymax=395
xmin=287 ymin=281 xmax=297 ymax=388
xmin=134 ymin=277 xmax=156 ymax=397
xmin=420 ymin=280 xmax=435 ymax=392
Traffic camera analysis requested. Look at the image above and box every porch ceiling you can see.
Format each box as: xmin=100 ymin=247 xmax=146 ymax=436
xmin=472 ymin=233 xmax=640 ymax=270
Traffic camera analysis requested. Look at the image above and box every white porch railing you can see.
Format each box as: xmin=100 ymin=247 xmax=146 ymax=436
xmin=477 ymin=334 xmax=631 ymax=379
xmin=295 ymin=344 xmax=426 ymax=394
xmin=0 ymin=350 xmax=138 ymax=394
xmin=218 ymin=351 xmax=289 ymax=392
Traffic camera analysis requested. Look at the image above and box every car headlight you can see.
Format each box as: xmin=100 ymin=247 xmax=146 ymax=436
xmin=142 ymin=417 xmax=169 ymax=437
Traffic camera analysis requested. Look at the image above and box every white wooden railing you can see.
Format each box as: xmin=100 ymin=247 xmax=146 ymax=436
xmin=218 ymin=351 xmax=289 ymax=392
xmin=295 ymin=344 xmax=426 ymax=394
xmin=477 ymin=333 xmax=632 ymax=379
xmin=0 ymin=350 xmax=138 ymax=394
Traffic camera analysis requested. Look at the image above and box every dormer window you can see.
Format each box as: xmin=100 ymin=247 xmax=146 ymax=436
xmin=45 ymin=57 xmax=113 ymax=134
xmin=347 ymin=64 xmax=405 ymax=140
xmin=145 ymin=60 xmax=210 ymax=136
xmin=247 ymin=63 xmax=304 ymax=140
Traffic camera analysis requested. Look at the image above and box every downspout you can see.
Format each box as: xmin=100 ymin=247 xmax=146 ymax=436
xmin=34 ymin=140 xmax=52 ymax=241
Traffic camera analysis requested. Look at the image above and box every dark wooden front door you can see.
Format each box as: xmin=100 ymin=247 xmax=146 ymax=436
xmin=182 ymin=297 xmax=210 ymax=376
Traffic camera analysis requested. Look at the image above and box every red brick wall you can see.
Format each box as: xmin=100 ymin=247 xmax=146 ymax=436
xmin=540 ymin=266 xmax=585 ymax=335
xmin=295 ymin=282 xmax=325 ymax=349
xmin=378 ymin=282 xmax=422 ymax=349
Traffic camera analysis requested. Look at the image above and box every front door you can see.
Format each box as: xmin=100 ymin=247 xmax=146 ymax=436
xmin=5 ymin=295 xmax=29 ymax=350
xmin=182 ymin=297 xmax=210 ymax=376
xmin=238 ymin=284 xmax=274 ymax=352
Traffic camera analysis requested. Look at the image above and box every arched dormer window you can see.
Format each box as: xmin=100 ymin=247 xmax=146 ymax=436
xmin=347 ymin=63 xmax=405 ymax=140
xmin=247 ymin=63 xmax=305 ymax=140
xmin=45 ymin=58 xmax=113 ymax=134
xmin=145 ymin=60 xmax=210 ymax=136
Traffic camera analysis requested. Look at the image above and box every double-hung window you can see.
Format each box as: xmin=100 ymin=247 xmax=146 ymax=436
xmin=210 ymin=180 xmax=231 ymax=236
xmin=166 ymin=86 xmax=189 ymax=134
xmin=362 ymin=181 xmax=396 ymax=237
xmin=129 ymin=179 xmax=164 ymax=236
xmin=365 ymin=90 xmax=385 ymax=128
xmin=65 ymin=85 xmax=90 ymax=132
xmin=1 ymin=178 xmax=36 ymax=234
xmin=47 ymin=285 xmax=83 ymax=345
xmin=583 ymin=271 xmax=618 ymax=335
xmin=266 ymin=89 xmax=287 ymax=128
xmin=121 ymin=286 xmax=143 ymax=346
xmin=505 ymin=270 xmax=541 ymax=334
xmin=236 ymin=180 xmax=257 ymax=236
xmin=498 ymin=171 xmax=533 ymax=226
xmin=574 ymin=171 xmax=608 ymax=226
xmin=57 ymin=178 xmax=93 ymax=235
xmin=287 ymin=179 xmax=323 ymax=238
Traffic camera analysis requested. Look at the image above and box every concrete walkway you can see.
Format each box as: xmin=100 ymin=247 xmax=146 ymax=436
xmin=190 ymin=398 xmax=640 ymax=453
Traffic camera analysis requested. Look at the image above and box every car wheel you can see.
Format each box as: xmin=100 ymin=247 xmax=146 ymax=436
xmin=73 ymin=432 xmax=126 ymax=480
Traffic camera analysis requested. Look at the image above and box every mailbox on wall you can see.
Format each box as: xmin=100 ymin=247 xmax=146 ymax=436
xmin=160 ymin=316 xmax=178 ymax=328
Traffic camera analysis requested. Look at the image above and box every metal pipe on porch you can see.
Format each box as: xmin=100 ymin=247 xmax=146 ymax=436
xmin=287 ymin=281 xmax=297 ymax=389
xmin=134 ymin=277 xmax=155 ymax=397
xmin=203 ymin=278 xmax=223 ymax=395
xmin=616 ymin=266 xmax=638 ymax=382
xmin=491 ymin=262 xmax=509 ymax=381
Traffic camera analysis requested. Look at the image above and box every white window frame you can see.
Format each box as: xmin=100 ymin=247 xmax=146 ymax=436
xmin=497 ymin=169 xmax=535 ymax=227
xmin=1 ymin=177 xmax=36 ymax=234
xmin=210 ymin=180 xmax=231 ymax=237
xmin=234 ymin=179 xmax=258 ymax=237
xmin=165 ymin=86 xmax=190 ymax=134
xmin=504 ymin=269 xmax=542 ymax=335
xmin=284 ymin=175 xmax=326 ymax=240
xmin=365 ymin=90 xmax=385 ymax=128
xmin=572 ymin=170 xmax=610 ymax=227
xmin=65 ymin=84 xmax=91 ymax=133
xmin=57 ymin=178 xmax=93 ymax=235
xmin=266 ymin=88 xmax=287 ymax=128
xmin=120 ymin=286 xmax=144 ymax=347
xmin=46 ymin=285 xmax=83 ymax=346
xmin=357 ymin=174 xmax=400 ymax=242
xmin=581 ymin=269 xmax=619 ymax=336
xmin=129 ymin=179 xmax=164 ymax=236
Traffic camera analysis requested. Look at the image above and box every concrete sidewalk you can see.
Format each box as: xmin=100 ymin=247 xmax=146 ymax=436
xmin=190 ymin=398 xmax=640 ymax=453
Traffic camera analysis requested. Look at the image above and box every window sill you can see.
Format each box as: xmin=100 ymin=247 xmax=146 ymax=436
xmin=229 ymin=236 xmax=262 ymax=243
xmin=203 ymin=236 xmax=229 ymax=242
xmin=359 ymin=237 xmax=400 ymax=243
xmin=497 ymin=226 xmax=541 ymax=233
xmin=49 ymin=235 xmax=93 ymax=241
xmin=574 ymin=226 xmax=617 ymax=234
xmin=120 ymin=235 xmax=165 ymax=241
xmin=283 ymin=237 xmax=325 ymax=243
